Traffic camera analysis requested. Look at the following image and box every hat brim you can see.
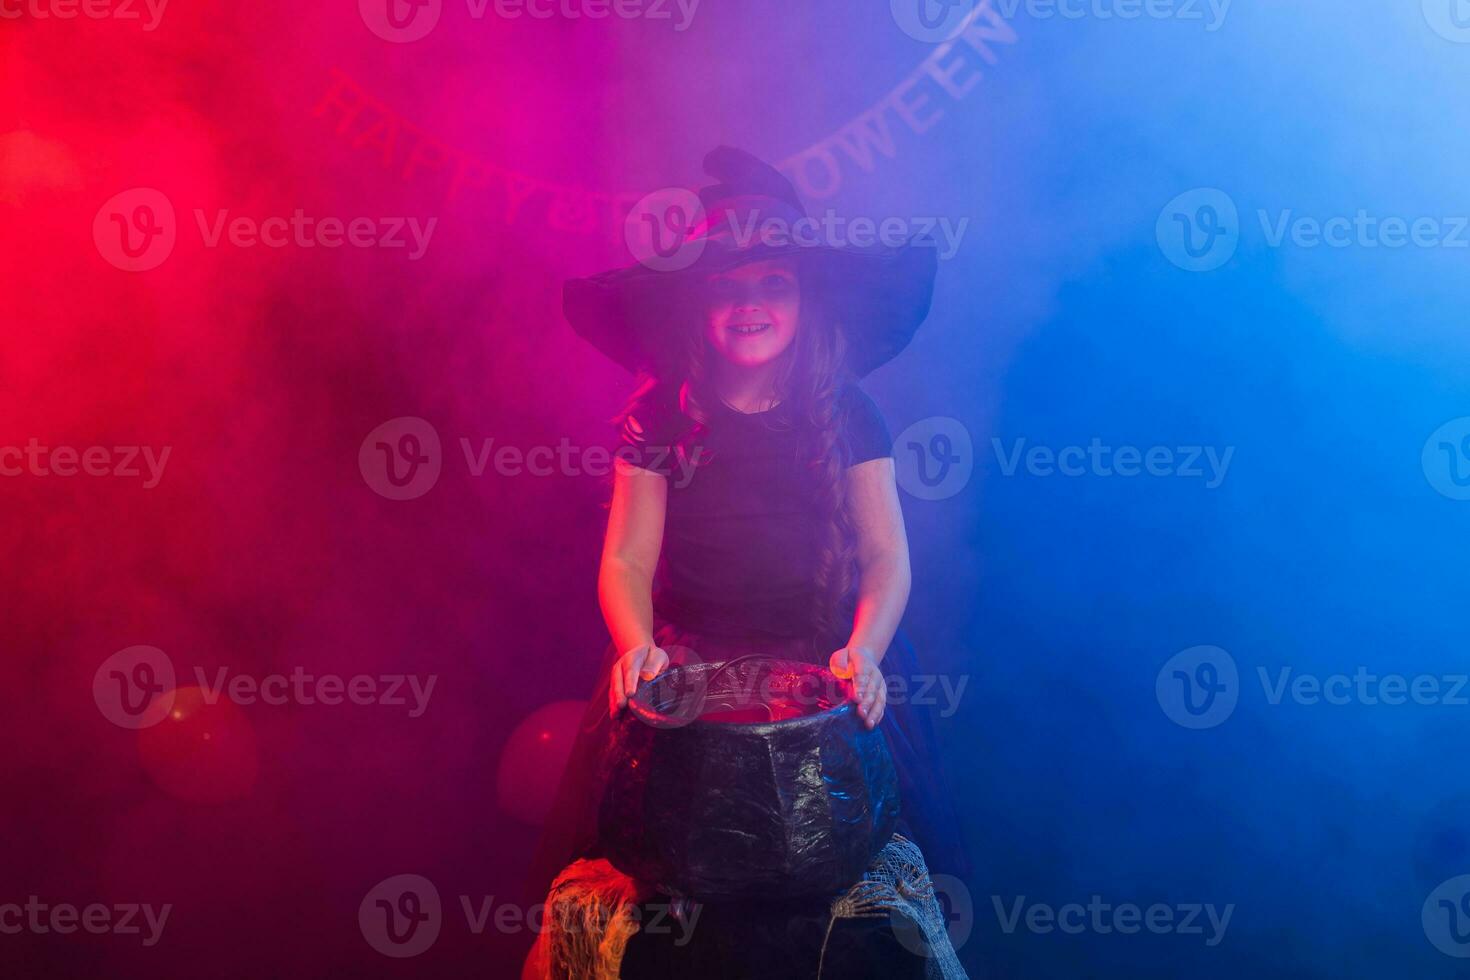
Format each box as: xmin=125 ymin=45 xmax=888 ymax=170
xmin=563 ymin=238 xmax=938 ymax=378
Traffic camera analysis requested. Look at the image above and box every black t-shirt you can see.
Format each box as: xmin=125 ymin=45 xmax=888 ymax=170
xmin=617 ymin=382 xmax=892 ymax=643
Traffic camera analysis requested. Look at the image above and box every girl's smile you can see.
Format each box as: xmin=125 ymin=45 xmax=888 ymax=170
xmin=704 ymin=258 xmax=800 ymax=368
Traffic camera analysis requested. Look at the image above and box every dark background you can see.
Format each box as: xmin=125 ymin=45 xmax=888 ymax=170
xmin=4 ymin=0 xmax=1470 ymax=976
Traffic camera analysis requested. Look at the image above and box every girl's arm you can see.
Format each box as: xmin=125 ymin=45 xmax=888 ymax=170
xmin=599 ymin=457 xmax=670 ymax=712
xmin=831 ymin=456 xmax=912 ymax=726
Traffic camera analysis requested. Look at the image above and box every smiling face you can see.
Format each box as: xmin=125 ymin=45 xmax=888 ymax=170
xmin=702 ymin=258 xmax=801 ymax=370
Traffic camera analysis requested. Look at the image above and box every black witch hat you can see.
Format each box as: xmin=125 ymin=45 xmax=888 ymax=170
xmin=563 ymin=146 xmax=938 ymax=378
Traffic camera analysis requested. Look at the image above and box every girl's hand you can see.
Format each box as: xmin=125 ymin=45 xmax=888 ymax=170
xmin=829 ymin=646 xmax=886 ymax=729
xmin=609 ymin=643 xmax=670 ymax=715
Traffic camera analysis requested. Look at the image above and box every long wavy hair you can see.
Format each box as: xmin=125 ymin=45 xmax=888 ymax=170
xmin=616 ymin=259 xmax=857 ymax=642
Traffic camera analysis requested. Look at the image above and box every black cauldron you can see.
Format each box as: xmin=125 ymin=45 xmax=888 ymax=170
xmin=598 ymin=657 xmax=899 ymax=901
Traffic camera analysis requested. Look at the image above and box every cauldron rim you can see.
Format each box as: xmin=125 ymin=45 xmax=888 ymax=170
xmin=627 ymin=658 xmax=855 ymax=734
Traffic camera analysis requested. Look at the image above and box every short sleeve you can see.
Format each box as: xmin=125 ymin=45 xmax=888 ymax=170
xmin=840 ymin=384 xmax=892 ymax=465
xmin=615 ymin=382 xmax=685 ymax=476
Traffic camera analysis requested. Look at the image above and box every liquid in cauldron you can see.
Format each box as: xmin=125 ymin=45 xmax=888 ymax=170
xmin=698 ymin=695 xmax=834 ymax=724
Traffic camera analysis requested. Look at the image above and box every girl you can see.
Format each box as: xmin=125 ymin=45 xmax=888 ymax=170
xmin=528 ymin=146 xmax=969 ymax=911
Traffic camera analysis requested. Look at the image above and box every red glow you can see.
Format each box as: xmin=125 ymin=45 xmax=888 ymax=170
xmin=135 ymin=686 xmax=259 ymax=805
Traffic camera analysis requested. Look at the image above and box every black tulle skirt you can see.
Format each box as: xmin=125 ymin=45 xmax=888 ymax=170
xmin=521 ymin=621 xmax=972 ymax=906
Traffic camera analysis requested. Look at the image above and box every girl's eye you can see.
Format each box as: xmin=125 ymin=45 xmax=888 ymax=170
xmin=762 ymin=275 xmax=792 ymax=292
xmin=707 ymin=279 xmax=737 ymax=299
